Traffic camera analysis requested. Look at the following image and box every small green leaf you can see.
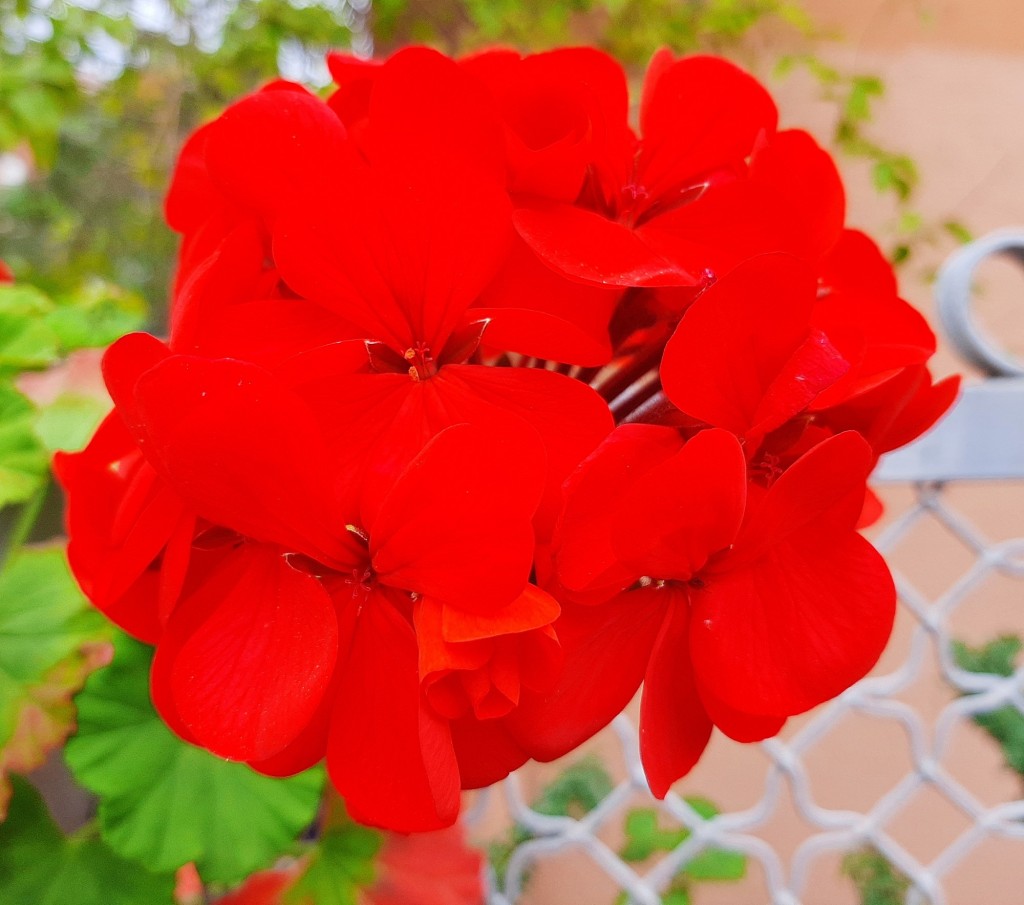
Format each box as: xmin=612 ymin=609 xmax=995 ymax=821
xmin=897 ymin=211 xmax=923 ymax=234
xmin=890 ymin=245 xmax=911 ymax=266
xmin=0 ymin=776 xmax=175 ymax=905
xmin=943 ymin=221 xmax=974 ymax=245
xmin=0 ymin=285 xmax=59 ymax=372
xmin=953 ymin=636 xmax=1024 ymax=775
xmin=0 ymin=547 xmax=108 ymax=815
xmin=953 ymin=636 xmax=1021 ymax=677
xmin=533 ymin=758 xmax=614 ymax=818
xmin=65 ymin=633 xmax=325 ymax=883
xmin=0 ymin=383 xmax=49 ymax=507
xmin=32 ymin=391 xmax=109 ymax=453
xmin=620 ymin=808 xmax=688 ymax=862
xmin=285 ymin=824 xmax=383 ymax=905
xmin=664 ymin=888 xmax=692 ymax=905
xmin=684 ymin=847 xmax=746 ymax=882
xmin=682 ymin=796 xmax=719 ymax=820
xmin=842 ymin=848 xmax=910 ymax=905
xmin=844 ymin=76 xmax=884 ymax=123
xmin=47 ymin=282 xmax=147 ymax=351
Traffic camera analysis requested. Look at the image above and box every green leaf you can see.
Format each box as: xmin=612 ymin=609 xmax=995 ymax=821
xmin=681 ymin=796 xmax=719 ymax=820
xmin=684 ymin=847 xmax=747 ymax=882
xmin=32 ymin=391 xmax=110 ymax=453
xmin=897 ymin=211 xmax=924 ymax=234
xmin=65 ymin=633 xmax=325 ymax=883
xmin=0 ymin=285 xmax=59 ymax=372
xmin=620 ymin=808 xmax=688 ymax=862
xmin=844 ymin=75 xmax=884 ymax=123
xmin=953 ymin=636 xmax=1024 ymax=775
xmin=943 ymin=221 xmax=974 ymax=245
xmin=0 ymin=776 xmax=176 ymax=905
xmin=0 ymin=383 xmax=49 ymax=508
xmin=47 ymin=282 xmax=147 ymax=351
xmin=285 ymin=824 xmax=383 ymax=905
xmin=842 ymin=848 xmax=910 ymax=905
xmin=533 ymin=758 xmax=614 ymax=818
xmin=952 ymin=636 xmax=1021 ymax=677
xmin=0 ymin=547 xmax=108 ymax=816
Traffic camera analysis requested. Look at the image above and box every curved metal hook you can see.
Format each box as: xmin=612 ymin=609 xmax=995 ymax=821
xmin=935 ymin=229 xmax=1024 ymax=377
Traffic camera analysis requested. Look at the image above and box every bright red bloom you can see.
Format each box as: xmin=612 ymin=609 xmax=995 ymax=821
xmin=504 ymin=50 xmax=843 ymax=288
xmin=57 ymin=42 xmax=949 ymax=837
xmin=517 ymin=426 xmax=895 ymax=795
xmin=659 ymin=250 xmax=959 ymax=465
xmin=94 ymin=330 xmax=566 ymax=830
xmin=0 ymin=260 xmax=13 ymax=283
xmin=265 ymin=48 xmax=613 ymax=530
xmin=660 ymin=254 xmax=851 ymax=451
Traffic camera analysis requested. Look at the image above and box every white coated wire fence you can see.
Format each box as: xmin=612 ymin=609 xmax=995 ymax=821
xmin=481 ymin=233 xmax=1024 ymax=905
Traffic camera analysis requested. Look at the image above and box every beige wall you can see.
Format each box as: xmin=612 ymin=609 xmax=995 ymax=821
xmin=480 ymin=4 xmax=1024 ymax=903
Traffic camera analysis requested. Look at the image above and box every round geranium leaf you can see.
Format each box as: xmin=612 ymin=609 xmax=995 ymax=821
xmin=0 ymin=776 xmax=176 ymax=905
xmin=65 ymin=632 xmax=325 ymax=884
xmin=0 ymin=547 xmax=109 ymax=818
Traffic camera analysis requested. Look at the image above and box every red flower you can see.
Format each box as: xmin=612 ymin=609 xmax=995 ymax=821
xmin=92 ymin=331 xmax=566 ymax=829
xmin=660 ymin=254 xmax=851 ymax=451
xmin=56 ymin=42 xmax=948 ymax=835
xmin=263 ymin=48 xmax=613 ymax=530
xmin=516 ymin=427 xmax=895 ymax=795
xmin=506 ymin=50 xmax=843 ymax=288
xmin=0 ymin=259 xmax=13 ymax=283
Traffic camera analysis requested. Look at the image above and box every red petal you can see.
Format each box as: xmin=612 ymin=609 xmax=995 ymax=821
xmin=612 ymin=428 xmax=746 ymax=582
xmin=473 ymin=237 xmax=622 ymax=366
xmin=328 ymin=592 xmax=461 ymax=832
xmin=370 ymin=423 xmax=544 ymax=613
xmin=204 ymin=84 xmax=350 ymax=222
xmin=183 ymin=297 xmax=361 ymax=369
xmin=120 ymin=352 xmax=359 ymax=568
xmin=638 ymin=53 xmax=778 ymax=200
xmin=249 ymin=667 xmax=339 ymax=777
xmin=442 ymin=364 xmax=614 ymax=539
xmin=819 ymin=229 xmax=898 ymax=297
xmin=514 ymin=200 xmax=699 ymax=287
xmin=555 ymin=423 xmax=684 ymax=592
xmin=441 ymin=583 xmax=560 ymax=643
xmin=697 ymin=685 xmax=786 ymax=743
xmin=367 ymin=824 xmax=484 ymax=905
xmin=54 ymin=412 xmax=183 ymax=643
xmin=325 ymin=52 xmax=382 ymax=133
xmin=690 ymin=529 xmax=895 ymax=717
xmin=368 ymin=47 xmax=506 ymax=187
xmin=153 ymin=543 xmax=339 ymax=761
xmin=449 ymin=717 xmax=530 ymax=790
xmin=508 ymin=590 xmax=667 ymax=761
xmin=647 ymin=129 xmax=845 ymax=270
xmin=661 ymin=254 xmax=828 ymax=437
xmin=275 ymin=162 xmax=512 ymax=356
xmin=733 ymin=431 xmax=873 ymax=561
xmin=168 ymin=222 xmax=275 ymax=352
xmin=640 ymin=602 xmax=713 ymax=797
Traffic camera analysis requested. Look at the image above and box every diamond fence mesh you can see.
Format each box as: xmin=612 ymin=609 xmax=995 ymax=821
xmin=478 ymin=233 xmax=1024 ymax=904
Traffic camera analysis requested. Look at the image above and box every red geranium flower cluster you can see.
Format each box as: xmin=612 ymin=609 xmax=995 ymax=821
xmin=57 ymin=46 xmax=958 ymax=832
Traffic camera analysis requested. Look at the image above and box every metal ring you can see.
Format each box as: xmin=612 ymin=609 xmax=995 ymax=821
xmin=935 ymin=229 xmax=1024 ymax=377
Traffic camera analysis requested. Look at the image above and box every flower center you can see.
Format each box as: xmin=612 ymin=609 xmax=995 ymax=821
xmin=404 ymin=342 xmax=438 ymax=381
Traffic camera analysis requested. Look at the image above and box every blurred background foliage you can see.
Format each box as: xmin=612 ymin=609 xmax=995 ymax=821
xmin=0 ymin=0 xmax=939 ymax=324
